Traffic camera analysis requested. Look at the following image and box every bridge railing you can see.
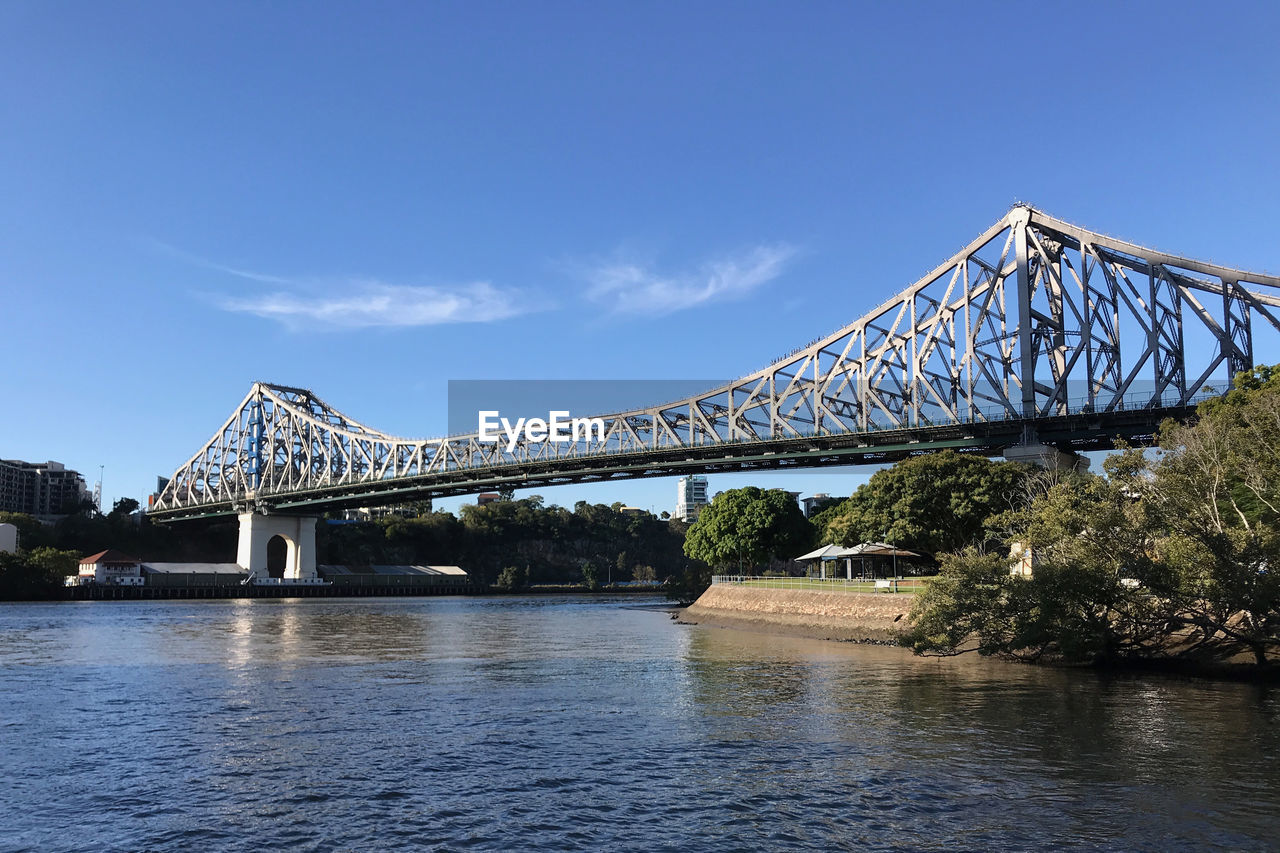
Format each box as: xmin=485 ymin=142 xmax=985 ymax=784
xmin=710 ymin=575 xmax=929 ymax=593
xmin=441 ymin=387 xmax=1225 ymax=473
xmin=157 ymin=383 xmax=1228 ymax=513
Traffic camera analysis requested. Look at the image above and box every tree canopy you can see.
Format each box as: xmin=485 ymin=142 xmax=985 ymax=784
xmin=0 ymin=496 xmax=700 ymax=599
xmin=902 ymin=366 xmax=1280 ymax=669
xmin=819 ymin=451 xmax=1028 ymax=555
xmin=683 ymin=486 xmax=813 ymax=571
xmin=321 ymin=497 xmax=696 ymax=589
xmin=0 ymin=547 xmax=79 ymax=599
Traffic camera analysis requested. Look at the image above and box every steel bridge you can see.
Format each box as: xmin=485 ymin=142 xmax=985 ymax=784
xmin=151 ymin=206 xmax=1280 ymax=522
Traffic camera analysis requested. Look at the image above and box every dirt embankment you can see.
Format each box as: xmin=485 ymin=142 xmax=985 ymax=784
xmin=681 ymin=584 xmax=915 ymax=643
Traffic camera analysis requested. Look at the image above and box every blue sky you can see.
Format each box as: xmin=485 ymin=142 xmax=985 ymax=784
xmin=2 ymin=1 xmax=1279 ymax=517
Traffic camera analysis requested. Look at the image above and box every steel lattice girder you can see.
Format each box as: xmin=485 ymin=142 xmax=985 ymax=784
xmin=150 ymin=206 xmax=1280 ymax=518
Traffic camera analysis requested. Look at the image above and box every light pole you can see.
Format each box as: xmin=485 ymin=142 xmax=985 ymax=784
xmin=884 ymin=530 xmax=899 ymax=581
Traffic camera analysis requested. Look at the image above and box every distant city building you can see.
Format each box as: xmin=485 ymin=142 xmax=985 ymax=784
xmin=675 ymin=475 xmax=709 ymax=522
xmin=340 ymin=500 xmax=432 ymax=521
xmin=147 ymin=476 xmax=171 ymax=512
xmin=619 ymin=506 xmax=646 ymax=517
xmin=0 ymin=459 xmax=88 ymax=521
xmin=477 ymin=493 xmax=502 ymax=506
xmin=802 ymin=493 xmax=841 ymax=518
xmin=0 ymin=522 xmax=17 ymax=554
xmin=775 ymin=489 xmax=802 ymax=506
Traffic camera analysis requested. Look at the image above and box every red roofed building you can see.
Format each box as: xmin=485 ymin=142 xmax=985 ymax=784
xmin=75 ymin=550 xmax=144 ymax=586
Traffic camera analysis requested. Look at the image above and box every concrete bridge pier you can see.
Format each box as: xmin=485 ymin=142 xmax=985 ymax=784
xmin=236 ymin=512 xmax=319 ymax=579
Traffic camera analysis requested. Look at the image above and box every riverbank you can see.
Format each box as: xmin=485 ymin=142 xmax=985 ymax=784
xmin=680 ymin=584 xmax=914 ymax=644
xmin=683 ymin=584 xmax=1280 ymax=683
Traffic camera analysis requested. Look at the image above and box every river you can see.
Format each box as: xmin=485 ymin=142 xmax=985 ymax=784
xmin=1 ymin=595 xmax=1276 ymax=851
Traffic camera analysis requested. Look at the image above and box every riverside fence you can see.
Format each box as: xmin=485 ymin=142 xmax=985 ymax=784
xmin=710 ymin=576 xmax=929 ymax=594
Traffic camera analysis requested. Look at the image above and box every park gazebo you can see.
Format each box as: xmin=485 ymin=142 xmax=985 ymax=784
xmin=793 ymin=544 xmax=846 ymax=578
xmin=825 ymin=542 xmax=920 ymax=580
xmin=794 ymin=542 xmax=922 ymax=579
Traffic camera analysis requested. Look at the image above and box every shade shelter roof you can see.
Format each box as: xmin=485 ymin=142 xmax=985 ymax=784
xmin=824 ymin=542 xmax=921 ymax=559
xmin=792 ymin=544 xmax=845 ymax=562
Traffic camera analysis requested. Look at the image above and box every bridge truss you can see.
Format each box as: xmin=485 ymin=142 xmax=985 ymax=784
xmin=151 ymin=206 xmax=1280 ymax=519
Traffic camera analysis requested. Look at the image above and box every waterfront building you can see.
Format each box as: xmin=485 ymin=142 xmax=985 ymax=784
xmin=0 ymin=459 xmax=88 ymax=521
xmin=74 ymin=550 xmax=145 ymax=586
xmin=140 ymin=562 xmax=249 ymax=588
xmin=319 ymin=564 xmax=469 ymax=592
xmin=64 ymin=557 xmax=470 ymax=594
xmin=477 ymin=492 xmax=502 ymax=506
xmin=675 ymin=475 xmax=709 ymax=522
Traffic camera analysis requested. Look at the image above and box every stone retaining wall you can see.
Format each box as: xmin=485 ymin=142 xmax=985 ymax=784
xmin=682 ymin=584 xmax=915 ymax=643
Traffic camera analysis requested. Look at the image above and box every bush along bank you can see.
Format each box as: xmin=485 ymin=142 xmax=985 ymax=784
xmin=900 ymin=367 xmax=1280 ymax=681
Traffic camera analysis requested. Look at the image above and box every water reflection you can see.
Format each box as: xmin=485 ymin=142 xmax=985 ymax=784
xmin=0 ymin=598 xmax=1277 ymax=852
xmin=146 ymin=599 xmax=441 ymax=665
xmin=674 ymin=622 xmax=1280 ymax=842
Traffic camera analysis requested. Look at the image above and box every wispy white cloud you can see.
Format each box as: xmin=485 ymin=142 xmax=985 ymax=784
xmin=144 ymin=238 xmax=295 ymax=284
xmin=582 ymin=244 xmax=797 ymax=316
xmin=147 ymin=238 xmax=535 ymax=330
xmin=219 ymin=280 xmax=529 ymax=330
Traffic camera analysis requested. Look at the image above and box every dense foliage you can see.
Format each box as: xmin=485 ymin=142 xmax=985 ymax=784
xmin=0 ymin=547 xmax=80 ymax=599
xmin=683 ymin=486 xmax=811 ymax=565
xmin=0 ymin=507 xmax=238 ymax=569
xmin=815 ymin=450 xmax=1029 ymax=555
xmin=318 ymin=496 xmax=699 ymax=589
xmin=903 ymin=367 xmax=1280 ymax=669
xmin=672 ymin=486 xmax=813 ymax=604
xmin=0 ymin=496 xmax=701 ymax=598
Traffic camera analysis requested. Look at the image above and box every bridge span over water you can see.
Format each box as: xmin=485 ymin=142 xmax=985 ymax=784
xmin=148 ymin=206 xmax=1280 ymax=575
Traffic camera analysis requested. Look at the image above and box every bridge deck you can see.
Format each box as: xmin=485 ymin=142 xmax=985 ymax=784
xmin=150 ymin=404 xmax=1189 ymax=521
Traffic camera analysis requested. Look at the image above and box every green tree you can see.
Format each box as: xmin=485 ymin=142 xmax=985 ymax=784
xmin=0 ymin=512 xmax=49 ymax=549
xmin=808 ymin=499 xmax=850 ymax=538
xmin=683 ymin=487 xmax=813 ymax=572
xmin=902 ymin=470 xmax=1176 ymax=663
xmin=1124 ymin=366 xmax=1280 ymax=665
xmin=0 ymin=547 xmax=79 ymax=600
xmin=109 ymin=497 xmax=140 ymax=519
xmin=495 ymin=565 xmax=528 ymax=591
xmin=821 ymin=451 xmax=1027 ymax=554
xmin=904 ymin=367 xmax=1280 ymax=668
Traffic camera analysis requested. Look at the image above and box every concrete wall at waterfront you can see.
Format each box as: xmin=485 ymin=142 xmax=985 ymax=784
xmin=682 ymin=584 xmax=914 ymax=643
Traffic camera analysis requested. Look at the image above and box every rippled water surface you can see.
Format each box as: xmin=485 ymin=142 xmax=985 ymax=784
xmin=1 ymin=595 xmax=1278 ymax=851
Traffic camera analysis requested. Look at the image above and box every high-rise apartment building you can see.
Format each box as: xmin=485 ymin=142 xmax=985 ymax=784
xmin=675 ymin=475 xmax=709 ymax=522
xmin=802 ymin=493 xmax=841 ymax=518
xmin=0 ymin=459 xmax=88 ymax=520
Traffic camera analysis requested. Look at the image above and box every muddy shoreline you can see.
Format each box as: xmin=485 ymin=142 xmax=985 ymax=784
xmin=678 ymin=584 xmax=1280 ymax=682
xmin=680 ymin=584 xmax=913 ymax=644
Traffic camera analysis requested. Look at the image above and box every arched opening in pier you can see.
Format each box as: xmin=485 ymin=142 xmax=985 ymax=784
xmin=266 ymin=535 xmax=289 ymax=579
